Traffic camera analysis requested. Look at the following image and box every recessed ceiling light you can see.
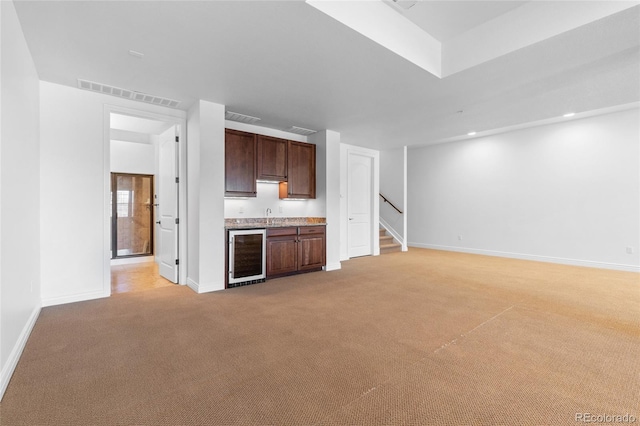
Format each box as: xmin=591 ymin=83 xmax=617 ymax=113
xmin=563 ymin=112 xmax=575 ymax=118
xmin=467 ymin=131 xmax=477 ymax=136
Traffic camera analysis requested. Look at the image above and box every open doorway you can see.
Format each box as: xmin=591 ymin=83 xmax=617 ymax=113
xmin=108 ymin=110 xmax=183 ymax=294
xmin=111 ymin=263 xmax=173 ymax=294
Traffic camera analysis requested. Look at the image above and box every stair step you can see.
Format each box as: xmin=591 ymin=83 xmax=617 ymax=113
xmin=379 ymin=227 xmax=402 ymax=254
xmin=380 ymin=235 xmax=394 ymax=243
xmin=380 ymin=243 xmax=401 ymax=249
xmin=380 ymin=243 xmax=402 ymax=254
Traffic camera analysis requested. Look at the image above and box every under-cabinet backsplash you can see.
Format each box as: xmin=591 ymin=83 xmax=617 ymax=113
xmin=225 ymin=217 xmax=326 ymax=229
xmin=224 ymin=181 xmax=324 ymax=218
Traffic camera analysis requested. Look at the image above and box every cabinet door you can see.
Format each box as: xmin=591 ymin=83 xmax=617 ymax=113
xmin=257 ymin=135 xmax=287 ymax=181
xmin=298 ymin=227 xmax=325 ymax=271
xmin=281 ymin=141 xmax=315 ymax=199
xmin=225 ymin=129 xmax=257 ymax=197
xmin=266 ymin=235 xmax=298 ymax=277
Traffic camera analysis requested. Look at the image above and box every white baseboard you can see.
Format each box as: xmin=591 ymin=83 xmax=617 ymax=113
xmin=409 ymin=243 xmax=640 ymax=272
xmin=324 ymin=262 xmax=342 ymax=271
xmin=186 ymin=278 xmax=199 ymax=293
xmin=186 ymin=278 xmax=224 ymax=294
xmin=0 ymin=305 xmax=40 ymax=401
xmin=41 ymin=289 xmax=109 ymax=307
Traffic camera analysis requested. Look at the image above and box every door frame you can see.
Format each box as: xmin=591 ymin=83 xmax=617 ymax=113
xmin=340 ymin=144 xmax=380 ymax=259
xmin=103 ymin=105 xmax=187 ymax=294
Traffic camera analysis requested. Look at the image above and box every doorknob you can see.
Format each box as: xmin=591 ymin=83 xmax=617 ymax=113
xmin=156 ymin=221 xmax=161 ymax=225
xmin=349 ymin=218 xmax=354 ymax=220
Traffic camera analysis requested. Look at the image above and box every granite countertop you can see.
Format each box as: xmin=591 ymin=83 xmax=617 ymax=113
xmin=225 ymin=217 xmax=326 ymax=229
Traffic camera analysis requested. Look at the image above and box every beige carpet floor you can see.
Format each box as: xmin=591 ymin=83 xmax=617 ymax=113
xmin=1 ymin=249 xmax=638 ymax=425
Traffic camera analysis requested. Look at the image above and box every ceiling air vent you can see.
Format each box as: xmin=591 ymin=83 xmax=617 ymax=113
xmin=77 ymin=79 xmax=181 ymax=108
xmin=287 ymin=126 xmax=317 ymax=136
xmin=225 ymin=111 xmax=262 ymax=124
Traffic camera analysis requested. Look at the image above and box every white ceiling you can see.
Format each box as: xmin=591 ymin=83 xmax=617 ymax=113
xmin=13 ymin=1 xmax=640 ymax=150
xmin=386 ymin=1 xmax=528 ymax=42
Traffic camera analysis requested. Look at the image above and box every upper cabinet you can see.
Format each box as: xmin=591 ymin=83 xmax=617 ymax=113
xmin=225 ymin=129 xmax=257 ymax=197
xmin=225 ymin=129 xmax=315 ymax=199
xmin=280 ymin=141 xmax=316 ymax=199
xmin=257 ymin=135 xmax=287 ymax=182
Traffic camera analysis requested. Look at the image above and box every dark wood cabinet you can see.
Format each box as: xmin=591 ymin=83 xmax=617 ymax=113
xmin=257 ymin=135 xmax=287 ymax=181
xmin=266 ymin=226 xmax=325 ymax=278
xmin=266 ymin=227 xmax=298 ymax=277
xmin=280 ymin=141 xmax=316 ymax=199
xmin=297 ymin=226 xmax=326 ymax=271
xmin=225 ymin=129 xmax=316 ymax=198
xmin=225 ymin=129 xmax=257 ymax=197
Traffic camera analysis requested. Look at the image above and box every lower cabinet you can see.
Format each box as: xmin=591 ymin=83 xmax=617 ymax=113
xmin=297 ymin=226 xmax=326 ymax=271
xmin=266 ymin=226 xmax=325 ymax=278
xmin=266 ymin=227 xmax=298 ymax=277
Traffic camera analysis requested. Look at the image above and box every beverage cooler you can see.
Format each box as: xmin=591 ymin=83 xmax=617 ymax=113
xmin=227 ymin=229 xmax=266 ymax=288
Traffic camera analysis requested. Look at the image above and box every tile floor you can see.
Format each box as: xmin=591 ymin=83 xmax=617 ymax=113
xmin=111 ymin=261 xmax=174 ymax=294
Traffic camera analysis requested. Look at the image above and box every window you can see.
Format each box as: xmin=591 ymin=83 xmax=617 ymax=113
xmin=117 ymin=190 xmax=133 ymax=217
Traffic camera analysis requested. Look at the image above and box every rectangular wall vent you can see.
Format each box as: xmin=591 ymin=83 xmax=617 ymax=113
xmin=225 ymin=111 xmax=262 ymax=124
xmin=77 ymin=79 xmax=181 ymax=108
xmin=287 ymin=126 xmax=317 ymax=136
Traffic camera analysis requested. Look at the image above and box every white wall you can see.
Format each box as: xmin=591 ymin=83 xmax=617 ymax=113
xmin=0 ymin=0 xmax=42 ymax=399
xmin=39 ymin=82 xmax=185 ymax=306
xmin=187 ymin=103 xmax=202 ymax=286
xmin=408 ymin=108 xmax=640 ymax=271
xmin=379 ymin=147 xmax=405 ymax=241
xmin=110 ymin=140 xmax=156 ymax=175
xmin=309 ymin=130 xmax=341 ymax=271
xmin=224 ymin=183 xmax=325 ymax=219
xmin=186 ymin=100 xmax=226 ymax=293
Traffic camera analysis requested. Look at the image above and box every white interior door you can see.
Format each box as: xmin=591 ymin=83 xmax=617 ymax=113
xmin=348 ymin=152 xmax=373 ymax=258
xmin=158 ymin=125 xmax=179 ymax=282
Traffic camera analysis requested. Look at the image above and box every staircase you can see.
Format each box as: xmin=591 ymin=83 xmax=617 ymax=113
xmin=379 ymin=228 xmax=402 ymax=254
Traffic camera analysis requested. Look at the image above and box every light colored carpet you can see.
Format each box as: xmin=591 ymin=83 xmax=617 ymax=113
xmin=1 ymin=249 xmax=638 ymax=425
